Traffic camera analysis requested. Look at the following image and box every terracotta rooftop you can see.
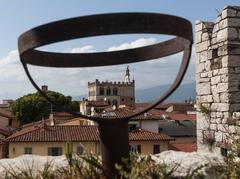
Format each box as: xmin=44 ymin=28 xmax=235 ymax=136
xmin=97 ymin=106 xmax=196 ymax=121
xmin=169 ymin=143 xmax=197 ymax=152
xmin=6 ymin=126 xmax=174 ymax=142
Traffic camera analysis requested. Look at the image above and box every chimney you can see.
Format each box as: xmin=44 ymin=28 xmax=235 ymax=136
xmin=41 ymin=85 xmax=48 ymax=91
xmin=49 ymin=113 xmax=55 ymax=126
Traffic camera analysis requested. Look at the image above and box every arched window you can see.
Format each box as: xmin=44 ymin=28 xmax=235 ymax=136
xmin=113 ymin=87 xmax=118 ymax=95
xmin=99 ymin=87 xmax=104 ymax=95
xmin=112 ymin=99 xmax=118 ymax=107
xmin=106 ymin=87 xmax=111 ymax=96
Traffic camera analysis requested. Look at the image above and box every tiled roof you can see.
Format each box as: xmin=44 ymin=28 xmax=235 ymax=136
xmin=6 ymin=126 xmax=99 ymax=142
xmin=6 ymin=126 xmax=174 ymax=142
xmin=129 ymin=130 xmax=174 ymax=141
xmin=167 ymin=113 xmax=196 ymax=121
xmin=169 ymin=143 xmax=197 ymax=152
xmin=97 ymin=106 xmax=196 ymax=121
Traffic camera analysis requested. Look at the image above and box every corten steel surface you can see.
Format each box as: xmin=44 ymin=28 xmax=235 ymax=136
xmin=18 ymin=13 xmax=193 ymax=178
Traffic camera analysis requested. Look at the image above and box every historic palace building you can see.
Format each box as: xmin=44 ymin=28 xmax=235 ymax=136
xmin=80 ymin=66 xmax=135 ymax=115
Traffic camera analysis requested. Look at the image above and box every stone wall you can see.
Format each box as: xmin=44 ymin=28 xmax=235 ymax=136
xmin=196 ymin=6 xmax=240 ymax=152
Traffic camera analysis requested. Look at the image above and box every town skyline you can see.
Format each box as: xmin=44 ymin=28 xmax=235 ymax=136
xmin=0 ymin=0 xmax=238 ymax=99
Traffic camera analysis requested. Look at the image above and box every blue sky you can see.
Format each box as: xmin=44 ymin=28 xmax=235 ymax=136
xmin=0 ymin=0 xmax=239 ymax=99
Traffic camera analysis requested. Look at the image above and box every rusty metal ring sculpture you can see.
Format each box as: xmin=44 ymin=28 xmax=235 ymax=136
xmin=18 ymin=13 xmax=193 ymax=122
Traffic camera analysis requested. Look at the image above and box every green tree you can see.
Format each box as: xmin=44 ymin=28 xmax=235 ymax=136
xmin=11 ymin=91 xmax=79 ymax=125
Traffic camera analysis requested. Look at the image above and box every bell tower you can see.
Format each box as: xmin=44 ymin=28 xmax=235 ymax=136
xmin=124 ymin=66 xmax=130 ymax=83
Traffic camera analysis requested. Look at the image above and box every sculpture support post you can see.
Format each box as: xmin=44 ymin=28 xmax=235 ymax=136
xmin=98 ymin=120 xmax=129 ymax=178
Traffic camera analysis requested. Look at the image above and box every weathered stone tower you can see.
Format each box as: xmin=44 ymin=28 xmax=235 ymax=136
xmin=196 ymin=6 xmax=240 ymax=153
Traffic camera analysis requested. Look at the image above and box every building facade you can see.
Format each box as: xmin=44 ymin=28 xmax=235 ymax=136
xmin=87 ymin=66 xmax=135 ymax=107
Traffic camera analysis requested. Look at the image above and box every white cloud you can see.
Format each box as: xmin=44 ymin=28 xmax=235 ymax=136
xmin=107 ymin=38 xmax=157 ymax=51
xmin=0 ymin=38 xmax=196 ymax=99
xmin=70 ymin=45 xmax=95 ymax=53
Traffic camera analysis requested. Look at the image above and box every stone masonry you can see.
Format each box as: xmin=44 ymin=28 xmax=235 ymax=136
xmin=196 ymin=6 xmax=240 ymax=153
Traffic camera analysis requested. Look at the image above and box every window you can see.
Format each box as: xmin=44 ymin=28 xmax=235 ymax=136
xmin=99 ymin=87 xmax=104 ymax=95
xmin=130 ymin=145 xmax=141 ymax=153
xmin=48 ymin=147 xmax=63 ymax=156
xmin=24 ymin=147 xmax=32 ymax=154
xmin=77 ymin=144 xmax=84 ymax=155
xmin=112 ymin=100 xmax=118 ymax=107
xmin=153 ymin=144 xmax=160 ymax=154
xmin=106 ymin=87 xmax=111 ymax=95
xmin=130 ymin=98 xmax=133 ymax=101
xmin=113 ymin=87 xmax=118 ymax=95
xmin=128 ymin=124 xmax=137 ymax=131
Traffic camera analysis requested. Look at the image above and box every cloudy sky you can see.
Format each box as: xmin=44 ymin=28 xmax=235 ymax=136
xmin=0 ymin=0 xmax=238 ymax=99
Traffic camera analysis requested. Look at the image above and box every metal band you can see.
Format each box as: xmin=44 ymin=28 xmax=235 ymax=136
xmin=18 ymin=13 xmax=193 ymax=122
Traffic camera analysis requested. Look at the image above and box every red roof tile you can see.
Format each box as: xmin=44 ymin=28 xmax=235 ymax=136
xmin=6 ymin=126 xmax=174 ymax=142
xmin=167 ymin=113 xmax=196 ymax=121
xmin=129 ymin=130 xmax=174 ymax=141
xmin=169 ymin=143 xmax=197 ymax=152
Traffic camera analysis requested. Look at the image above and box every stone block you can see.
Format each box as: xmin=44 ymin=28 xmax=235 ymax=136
xmin=216 ymin=83 xmax=228 ymax=93
xmin=195 ymin=21 xmax=203 ymax=32
xmin=218 ymin=45 xmax=228 ymax=56
xmin=228 ymin=55 xmax=240 ymax=67
xmin=196 ymin=40 xmax=209 ymax=53
xmin=200 ymin=95 xmax=213 ymax=103
xmin=224 ymin=18 xmax=240 ymax=27
xmin=220 ymin=92 xmax=230 ymax=103
xmin=217 ymin=123 xmax=228 ymax=132
xmin=196 ymin=82 xmax=211 ymax=95
xmin=235 ymin=67 xmax=240 ymax=73
xmin=211 ymin=76 xmax=221 ymax=85
xmin=212 ymin=69 xmax=219 ymax=76
xmin=196 ymin=31 xmax=202 ymax=43
xmin=221 ymin=8 xmax=237 ymax=18
xmin=230 ymin=104 xmax=240 ymax=112
xmin=205 ymin=60 xmax=212 ymax=71
xmin=210 ymin=124 xmax=217 ymax=130
xmin=223 ymin=112 xmax=231 ymax=119
xmin=198 ymin=51 xmax=208 ymax=62
xmin=213 ymin=93 xmax=220 ymax=102
xmin=202 ymin=32 xmax=210 ymax=41
xmin=211 ymin=103 xmax=230 ymax=112
xmin=228 ymin=80 xmax=240 ymax=92
xmin=196 ymin=63 xmax=205 ymax=73
xmin=217 ymin=28 xmax=238 ymax=42
xmin=216 ymin=118 xmax=222 ymax=124
xmin=215 ymin=131 xmax=223 ymax=142
xmin=216 ymin=112 xmax=223 ymax=118
xmin=229 ymin=47 xmax=240 ymax=55
xmin=200 ymin=72 xmax=208 ymax=78
xmin=218 ymin=68 xmax=229 ymax=75
xmin=220 ymin=74 xmax=228 ymax=82
xmin=228 ymin=125 xmax=236 ymax=134
xmin=233 ymin=112 xmax=240 ymax=120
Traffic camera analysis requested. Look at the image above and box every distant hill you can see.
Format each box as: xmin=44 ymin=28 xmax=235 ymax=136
xmin=135 ymin=82 xmax=196 ymax=102
xmin=73 ymin=82 xmax=196 ymax=103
